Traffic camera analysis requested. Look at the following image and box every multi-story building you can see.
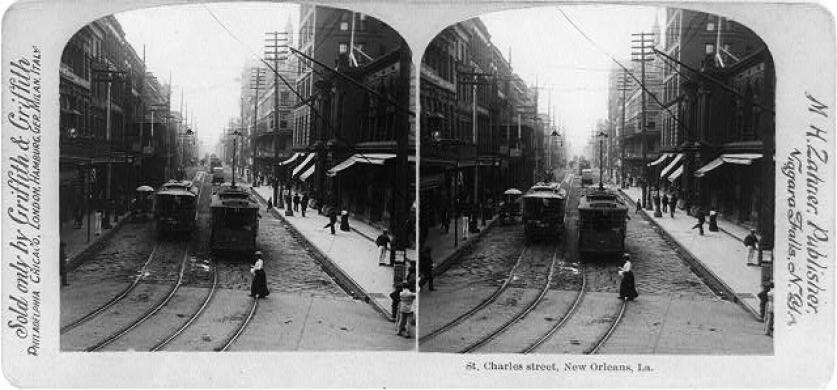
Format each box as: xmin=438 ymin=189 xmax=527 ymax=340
xmin=420 ymin=18 xmax=543 ymax=237
xmin=288 ymin=5 xmax=413 ymax=236
xmin=59 ymin=16 xmax=174 ymax=226
xmin=658 ymin=9 xmax=774 ymax=258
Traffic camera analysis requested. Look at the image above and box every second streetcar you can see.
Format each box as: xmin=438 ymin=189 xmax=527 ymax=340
xmin=576 ymin=188 xmax=628 ymax=258
xmin=210 ymin=184 xmax=260 ymax=253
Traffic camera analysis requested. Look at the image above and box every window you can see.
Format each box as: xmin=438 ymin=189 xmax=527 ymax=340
xmin=339 ymin=43 xmax=348 ymax=54
xmin=340 ymin=21 xmax=349 ymax=31
xmin=706 ymin=22 xmax=715 ymax=31
xmin=705 ymin=43 xmax=715 ymax=55
xmin=280 ymin=91 xmax=290 ymax=105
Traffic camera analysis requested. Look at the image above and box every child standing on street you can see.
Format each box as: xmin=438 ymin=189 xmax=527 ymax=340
xmin=376 ymin=230 xmax=391 ymax=266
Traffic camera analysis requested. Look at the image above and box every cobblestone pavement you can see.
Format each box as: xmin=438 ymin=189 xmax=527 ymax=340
xmin=432 ymin=223 xmax=526 ymax=291
xmin=67 ymin=220 xmax=157 ymax=285
xmin=213 ymin=217 xmax=346 ymax=298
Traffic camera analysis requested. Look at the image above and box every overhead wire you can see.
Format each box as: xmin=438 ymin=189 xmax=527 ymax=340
xmin=202 ymin=4 xmax=414 ymax=202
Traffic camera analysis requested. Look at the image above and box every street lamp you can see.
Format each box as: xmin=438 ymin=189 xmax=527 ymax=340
xmin=597 ymin=131 xmax=608 ymax=190
xmin=549 ymin=130 xmax=561 ymax=178
xmin=231 ymin=129 xmax=242 ymax=187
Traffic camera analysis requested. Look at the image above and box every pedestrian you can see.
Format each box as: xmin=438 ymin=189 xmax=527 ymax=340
xmin=708 ymin=207 xmax=719 ymax=232
xmin=757 ymin=283 xmax=774 ymax=320
xmin=300 ymin=193 xmax=309 ymax=217
xmin=94 ymin=209 xmax=103 ymax=236
xmin=397 ymin=282 xmax=417 ymax=338
xmin=389 ymin=283 xmax=403 ymax=320
xmin=419 ymin=245 xmax=435 ymax=291
xmin=74 ymin=206 xmax=83 ymax=228
xmin=764 ymin=285 xmax=774 ymax=337
xmin=661 ymin=193 xmax=669 ymax=213
xmin=461 ymin=202 xmax=470 ymax=240
xmin=635 ymin=198 xmax=642 ymax=214
xmin=440 ymin=206 xmax=450 ymax=234
xmin=60 ymin=241 xmax=68 ymax=286
xmin=376 ymin=229 xmax=391 ymax=266
xmin=669 ymin=193 xmax=678 ymax=218
xmin=293 ymin=193 xmax=301 ymax=211
xmin=267 ymin=197 xmax=273 ymax=210
xmin=691 ymin=208 xmax=705 ymax=235
xmin=339 ymin=210 xmax=351 ymax=232
xmin=249 ymin=252 xmax=270 ymax=299
xmin=744 ymin=229 xmax=760 ymax=266
xmin=652 ymin=190 xmax=661 ymax=212
xmin=617 ymin=254 xmax=638 ymax=301
xmin=323 ymin=208 xmax=338 ymax=234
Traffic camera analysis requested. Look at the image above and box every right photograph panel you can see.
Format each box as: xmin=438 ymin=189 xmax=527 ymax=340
xmin=418 ymin=5 xmax=775 ymax=354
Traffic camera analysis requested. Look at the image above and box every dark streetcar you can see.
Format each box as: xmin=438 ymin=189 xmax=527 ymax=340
xmin=154 ymin=180 xmax=199 ymax=235
xmin=576 ymin=188 xmax=628 ymax=258
xmin=210 ymin=184 xmax=259 ymax=253
xmin=522 ymin=184 xmax=567 ymax=241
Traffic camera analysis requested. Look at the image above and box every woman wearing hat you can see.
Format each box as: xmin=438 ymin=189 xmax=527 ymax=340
xmin=339 ymin=210 xmax=351 ymax=232
xmin=618 ymin=254 xmax=638 ymax=301
xmin=250 ymin=251 xmax=270 ymax=299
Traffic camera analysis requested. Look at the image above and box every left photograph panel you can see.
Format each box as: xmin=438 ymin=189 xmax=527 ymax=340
xmin=58 ymin=2 xmax=416 ymax=352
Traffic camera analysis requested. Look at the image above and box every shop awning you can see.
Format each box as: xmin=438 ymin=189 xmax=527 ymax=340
xmin=722 ymin=153 xmax=762 ymax=165
xmin=299 ymin=164 xmax=316 ymax=181
xmin=694 ymin=157 xmax=725 ymax=177
xmin=647 ymin=153 xmax=672 ymax=167
xmin=694 ymin=153 xmax=762 ymax=178
xmin=326 ymin=153 xmax=400 ymax=177
xmin=279 ymin=152 xmax=301 ymax=166
xmin=660 ymin=153 xmax=684 ymax=178
xmin=292 ymin=153 xmax=316 ymax=178
xmin=668 ymin=165 xmax=684 ymax=181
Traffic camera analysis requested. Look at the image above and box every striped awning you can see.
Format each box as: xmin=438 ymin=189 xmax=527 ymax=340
xmin=292 ymin=153 xmax=316 ymax=178
xmin=326 ymin=153 xmax=397 ymax=177
xmin=279 ymin=152 xmax=302 ymax=166
xmin=668 ymin=165 xmax=684 ymax=181
xmin=660 ymin=153 xmax=684 ymax=179
xmin=647 ymin=153 xmax=672 ymax=167
xmin=299 ymin=164 xmax=316 ymax=181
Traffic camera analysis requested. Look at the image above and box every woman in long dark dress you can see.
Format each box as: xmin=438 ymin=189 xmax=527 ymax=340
xmin=618 ymin=255 xmax=638 ymax=301
xmin=250 ymin=255 xmax=270 ymax=299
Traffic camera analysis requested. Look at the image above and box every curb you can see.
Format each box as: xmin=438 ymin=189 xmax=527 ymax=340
xmin=618 ymin=189 xmax=762 ymax=321
xmin=66 ymin=214 xmax=130 ymax=272
xmin=250 ymin=188 xmax=394 ymax=322
xmin=432 ymin=217 xmax=499 ymax=276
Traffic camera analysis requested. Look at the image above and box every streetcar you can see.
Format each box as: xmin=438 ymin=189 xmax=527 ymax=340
xmin=576 ymin=188 xmax=628 ymax=258
xmin=580 ymin=169 xmax=594 ymax=186
xmin=210 ymin=184 xmax=259 ymax=253
xmin=211 ymin=166 xmax=225 ymax=185
xmin=154 ymin=180 xmax=199 ymax=235
xmin=521 ymin=184 xmax=567 ymax=241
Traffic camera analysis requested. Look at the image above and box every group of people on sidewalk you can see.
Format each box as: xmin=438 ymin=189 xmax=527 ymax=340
xmin=266 ymin=191 xmax=310 ymax=218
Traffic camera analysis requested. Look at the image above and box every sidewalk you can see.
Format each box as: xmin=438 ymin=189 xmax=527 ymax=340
xmin=60 ymin=210 xmax=132 ymax=269
xmin=620 ymin=186 xmax=764 ymax=319
xmin=251 ymin=186 xmax=413 ymax=320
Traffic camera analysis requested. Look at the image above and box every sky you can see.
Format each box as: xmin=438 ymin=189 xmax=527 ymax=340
xmin=481 ymin=5 xmax=663 ymax=156
xmin=116 ymin=3 xmax=300 ymax=156
xmin=115 ymin=3 xmax=661 ymax=158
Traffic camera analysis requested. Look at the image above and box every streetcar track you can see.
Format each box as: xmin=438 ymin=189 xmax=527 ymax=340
xmin=217 ymin=297 xmax=259 ymax=352
xmin=86 ymin=244 xmax=190 ymax=352
xmin=60 ymin=244 xmax=160 ymax=334
xmin=419 ymin=245 xmax=532 ymax=344
xmin=522 ymin=263 xmax=588 ymax=353
xmin=150 ymin=259 xmax=219 ymax=352
xmin=462 ymin=246 xmax=560 ymax=353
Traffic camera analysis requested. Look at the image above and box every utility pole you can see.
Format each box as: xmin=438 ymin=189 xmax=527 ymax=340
xmin=266 ymin=31 xmax=289 ymax=209
xmin=457 ymin=70 xmax=491 ymax=231
xmin=93 ymin=68 xmax=127 ymax=228
xmin=250 ymin=67 xmax=266 ymax=185
xmin=617 ymin=70 xmax=631 ymax=188
xmin=632 ymin=31 xmax=655 ymax=212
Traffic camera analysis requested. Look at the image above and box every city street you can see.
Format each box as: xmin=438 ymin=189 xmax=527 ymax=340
xmin=419 ymin=172 xmax=771 ymax=354
xmin=60 ymin=169 xmax=411 ymax=352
